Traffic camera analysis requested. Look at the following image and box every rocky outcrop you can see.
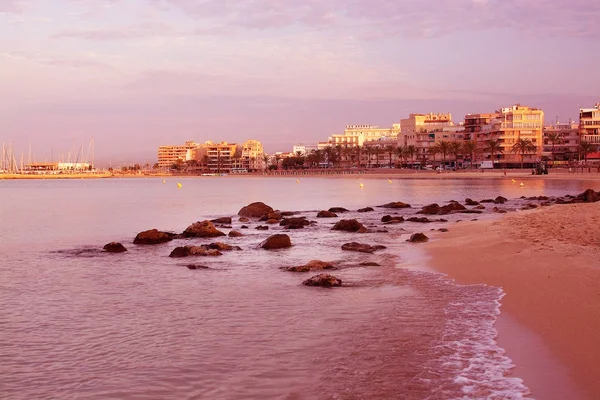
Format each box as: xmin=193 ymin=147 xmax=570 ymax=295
xmin=284 ymin=260 xmax=336 ymax=272
xmin=494 ymin=196 xmax=508 ymax=204
xmin=527 ymin=196 xmax=549 ymax=201
xmin=492 ymin=207 xmax=507 ymax=214
xmin=418 ymin=203 xmax=441 ymax=215
xmin=357 ymin=207 xmax=374 ymax=213
xmin=207 ymin=242 xmax=241 ymax=251
xmin=381 ymin=215 xmax=404 ymax=224
xmin=480 ymin=199 xmax=495 ymax=203
xmin=280 ymin=217 xmax=310 ymax=229
xmin=317 ymin=210 xmax=338 ymax=218
xmin=255 ymin=225 xmax=269 ymax=230
xmin=183 ymin=221 xmax=226 ymax=238
xmin=332 ymin=219 xmax=366 ymax=233
xmin=417 ymin=202 xmax=466 ymax=215
xmin=379 ymin=201 xmax=411 ymax=209
xmin=260 ymin=211 xmax=283 ymax=222
xmin=474 ymin=205 xmax=486 ymax=210
xmin=238 ymin=202 xmax=274 ymax=218
xmin=406 ymin=217 xmax=432 ymax=223
xmin=103 ymin=242 xmax=127 ymax=253
xmin=260 ymin=234 xmax=292 ymax=249
xmin=133 ymin=229 xmax=174 ymax=245
xmin=438 ymin=228 xmax=449 ymax=232
xmin=238 ymin=217 xmax=250 ymax=223
xmin=341 ymin=242 xmax=386 ymax=253
xmin=228 ymin=230 xmax=243 ymax=238
xmin=575 ymin=189 xmax=600 ymax=203
xmin=328 ymin=207 xmax=349 ymax=213
xmin=408 ymin=233 xmax=429 ymax=243
xmin=302 ymin=274 xmax=342 ymax=287
xmin=169 ymin=246 xmax=223 ymax=258
xmin=359 ymin=261 xmax=380 ymax=267
xmin=211 ymin=217 xmax=232 ymax=224
xmin=465 ymin=198 xmax=480 ymax=206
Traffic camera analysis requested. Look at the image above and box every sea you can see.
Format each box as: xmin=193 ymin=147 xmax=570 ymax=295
xmin=0 ymin=176 xmax=594 ymax=400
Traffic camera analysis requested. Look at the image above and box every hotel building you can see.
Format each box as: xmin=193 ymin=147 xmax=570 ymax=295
xmin=399 ymin=113 xmax=457 ymax=161
xmin=543 ymin=121 xmax=580 ymax=161
xmin=464 ymin=105 xmax=544 ymax=166
xmin=157 ymin=141 xmax=199 ymax=169
xmin=579 ymin=103 xmax=600 ymax=145
xmin=326 ymin=124 xmax=400 ymax=147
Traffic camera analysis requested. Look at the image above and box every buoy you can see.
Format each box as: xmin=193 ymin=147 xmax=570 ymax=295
xmin=511 ymin=179 xmax=515 ymax=183
xmin=519 ymin=182 xmax=524 ymax=187
xmin=162 ymin=179 xmax=166 ymax=184
xmin=177 ymin=183 xmax=182 ymax=188
xmin=388 ymin=179 xmax=392 ymax=183
xmin=296 ymin=179 xmax=300 ymax=183
xmin=359 ymin=183 xmax=364 ymax=188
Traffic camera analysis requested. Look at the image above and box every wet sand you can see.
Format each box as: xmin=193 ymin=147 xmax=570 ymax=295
xmin=425 ymin=203 xmax=600 ymax=399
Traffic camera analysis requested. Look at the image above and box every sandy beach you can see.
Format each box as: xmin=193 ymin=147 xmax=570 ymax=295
xmin=426 ymin=202 xmax=600 ymax=399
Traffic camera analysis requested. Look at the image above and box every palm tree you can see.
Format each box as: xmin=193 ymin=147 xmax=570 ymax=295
xmin=406 ymin=145 xmax=417 ymax=166
xmin=428 ymin=145 xmax=439 ymax=162
xmin=323 ymin=146 xmax=336 ymax=168
xmin=485 ymin=139 xmax=503 ymax=164
xmin=262 ymin=154 xmax=270 ymax=172
xmin=449 ymin=141 xmax=462 ymax=165
xmin=436 ymin=141 xmax=451 ymax=167
xmin=250 ymin=156 xmax=256 ymax=171
xmin=395 ymin=145 xmax=405 ymax=168
xmin=545 ymin=132 xmax=561 ymax=160
xmin=335 ymin=144 xmax=343 ymax=168
xmin=364 ymin=146 xmax=373 ymax=168
xmin=462 ymin=140 xmax=478 ymax=168
xmin=373 ymin=145 xmax=382 ymax=168
xmin=384 ymin=144 xmax=396 ymax=168
xmin=511 ymin=138 xmax=537 ymax=169
xmin=579 ymin=141 xmax=597 ymax=163
xmin=354 ymin=145 xmax=363 ymax=168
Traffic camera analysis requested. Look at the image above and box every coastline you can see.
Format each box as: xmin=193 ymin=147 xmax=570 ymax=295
xmin=2 ymin=169 xmax=599 ymax=181
xmin=424 ymin=203 xmax=600 ymax=399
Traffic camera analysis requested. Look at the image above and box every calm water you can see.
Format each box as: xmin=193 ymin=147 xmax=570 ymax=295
xmin=0 ymin=176 xmax=596 ymax=400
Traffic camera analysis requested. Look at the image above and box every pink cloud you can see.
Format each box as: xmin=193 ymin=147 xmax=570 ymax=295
xmin=0 ymin=0 xmax=25 ymax=13
xmin=53 ymin=21 xmax=182 ymax=40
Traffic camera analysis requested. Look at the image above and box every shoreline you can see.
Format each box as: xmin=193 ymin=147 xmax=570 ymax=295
xmin=2 ymin=170 xmax=600 ymax=181
xmin=424 ymin=203 xmax=600 ymax=399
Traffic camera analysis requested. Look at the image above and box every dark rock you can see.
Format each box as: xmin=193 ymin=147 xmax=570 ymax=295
xmin=438 ymin=228 xmax=449 ymax=232
xmin=255 ymin=225 xmax=269 ymax=230
xmin=465 ymin=198 xmax=480 ymax=206
xmin=381 ymin=215 xmax=404 ymax=224
xmin=260 ymin=211 xmax=282 ymax=222
xmin=576 ymin=189 xmax=600 ymax=203
xmin=238 ymin=202 xmax=274 ymax=218
xmin=480 ymin=199 xmax=495 ymax=203
xmin=521 ymin=204 xmax=538 ymax=210
xmin=317 ymin=210 xmax=338 ymax=218
xmin=265 ymin=219 xmax=279 ymax=224
xmin=281 ymin=211 xmax=295 ymax=216
xmin=228 ymin=230 xmax=244 ymax=237
xmin=240 ymin=225 xmax=249 ymax=229
xmin=406 ymin=217 xmax=432 ymax=223
xmin=459 ymin=210 xmax=483 ymax=214
xmin=284 ymin=260 xmax=336 ymax=272
xmin=211 ymin=217 xmax=232 ymax=224
xmin=134 ymin=229 xmax=174 ymax=245
xmin=379 ymin=201 xmax=411 ymax=209
xmin=238 ymin=217 xmax=250 ymax=223
xmin=408 ymin=233 xmax=429 ymax=243
xmin=341 ymin=242 xmax=378 ymax=253
xmin=169 ymin=246 xmax=191 ymax=258
xmin=474 ymin=205 xmax=486 ymax=210
xmin=260 ymin=234 xmax=292 ymax=249
xmin=357 ymin=207 xmax=375 ymax=213
xmin=439 ymin=202 xmax=467 ymax=215
xmin=207 ymin=242 xmax=241 ymax=251
xmin=183 ymin=221 xmax=226 ymax=238
xmin=169 ymin=246 xmax=223 ymax=258
xmin=186 ymin=264 xmax=209 ymax=270
xmin=332 ymin=219 xmax=366 ymax=232
xmin=418 ymin=203 xmax=441 ymax=215
xmin=103 ymin=242 xmax=127 ymax=253
xmin=494 ymin=196 xmax=508 ymax=204
xmin=527 ymin=196 xmax=549 ymax=201
xmin=280 ymin=217 xmax=310 ymax=229
xmin=492 ymin=207 xmax=507 ymax=214
xmin=302 ymin=274 xmax=342 ymax=287
xmin=359 ymin=262 xmax=380 ymax=267
xmin=329 ymin=207 xmax=349 ymax=213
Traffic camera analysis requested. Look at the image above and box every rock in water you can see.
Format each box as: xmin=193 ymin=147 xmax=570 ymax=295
xmin=302 ymin=274 xmax=342 ymax=287
xmin=183 ymin=221 xmax=226 ymax=238
xmin=228 ymin=230 xmax=243 ymax=237
xmin=408 ymin=233 xmax=429 ymax=243
xmin=169 ymin=246 xmax=191 ymax=258
xmin=379 ymin=202 xmax=411 ymax=209
xmin=284 ymin=260 xmax=336 ymax=272
xmin=280 ymin=217 xmax=310 ymax=229
xmin=211 ymin=217 xmax=232 ymax=224
xmin=341 ymin=242 xmax=384 ymax=253
xmin=260 ymin=234 xmax=292 ymax=249
xmin=317 ymin=210 xmax=338 ymax=218
xmin=331 ymin=219 xmax=366 ymax=232
xmin=418 ymin=204 xmax=441 ymax=215
xmin=238 ymin=202 xmax=274 ymax=218
xmin=357 ymin=207 xmax=375 ymax=213
xmin=103 ymin=242 xmax=127 ymax=253
xmin=576 ymin=189 xmax=600 ymax=203
xmin=133 ymin=229 xmax=173 ymax=245
xmin=328 ymin=207 xmax=349 ymax=213
xmin=494 ymin=196 xmax=508 ymax=204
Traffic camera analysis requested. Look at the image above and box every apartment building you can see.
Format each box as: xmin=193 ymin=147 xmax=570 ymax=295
xmin=580 ymin=103 xmax=600 ymax=145
xmin=327 ymin=124 xmax=399 ymax=147
xmin=399 ymin=113 xmax=457 ymax=162
xmin=157 ymin=141 xmax=198 ymax=168
xmin=464 ymin=105 xmax=544 ymax=166
xmin=196 ymin=141 xmax=238 ymax=173
xmin=240 ymin=139 xmax=264 ymax=171
xmin=543 ymin=121 xmax=580 ymax=161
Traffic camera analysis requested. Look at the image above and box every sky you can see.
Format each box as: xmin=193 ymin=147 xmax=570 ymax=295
xmin=1 ymin=0 xmax=599 ymax=165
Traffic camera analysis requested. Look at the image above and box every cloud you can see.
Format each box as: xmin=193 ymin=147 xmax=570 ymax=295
xmin=53 ymin=21 xmax=183 ymax=40
xmin=154 ymin=0 xmax=600 ymax=39
xmin=0 ymin=0 xmax=25 ymax=13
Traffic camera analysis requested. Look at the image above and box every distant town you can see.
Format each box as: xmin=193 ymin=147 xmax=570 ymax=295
xmin=2 ymin=102 xmax=600 ymax=176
